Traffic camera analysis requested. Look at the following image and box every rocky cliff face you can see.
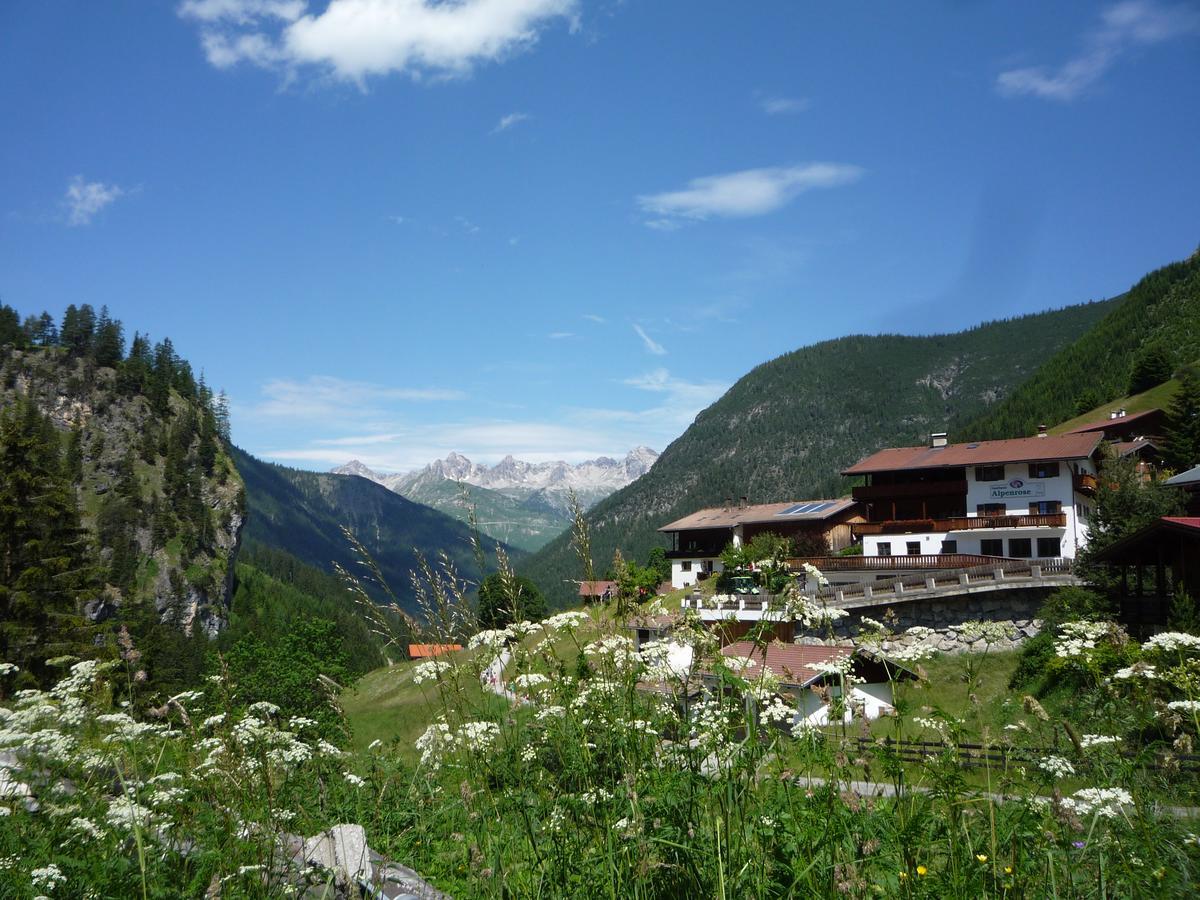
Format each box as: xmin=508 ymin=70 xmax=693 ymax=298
xmin=0 ymin=347 xmax=243 ymax=635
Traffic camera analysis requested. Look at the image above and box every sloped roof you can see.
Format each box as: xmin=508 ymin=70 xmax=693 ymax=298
xmin=1065 ymin=408 xmax=1163 ymax=435
xmin=659 ymin=498 xmax=858 ymax=532
xmin=1112 ymin=438 xmax=1158 ymax=458
xmin=842 ymin=433 xmax=1103 ymax=475
xmin=578 ymin=580 xmax=618 ymax=596
xmin=718 ymin=641 xmax=854 ymax=687
xmin=1166 ymin=465 xmax=1200 ymax=486
xmin=408 ymin=644 xmax=462 ymax=658
xmin=1092 ymin=516 xmax=1200 ymax=563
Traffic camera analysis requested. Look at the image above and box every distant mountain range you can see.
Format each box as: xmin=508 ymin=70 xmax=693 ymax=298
xmin=331 ymin=448 xmax=659 ymax=552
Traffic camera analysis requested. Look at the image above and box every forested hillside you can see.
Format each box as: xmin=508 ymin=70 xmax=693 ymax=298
xmin=961 ymin=248 xmax=1200 ymax=440
xmin=0 ymin=303 xmax=243 ymax=685
xmin=523 ymin=300 xmax=1114 ymax=607
xmin=233 ymin=447 xmax=513 ymax=613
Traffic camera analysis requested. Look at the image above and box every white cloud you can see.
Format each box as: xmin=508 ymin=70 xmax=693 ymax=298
xmin=582 ymin=313 xmax=605 ymax=324
xmin=632 ymin=323 xmax=666 ymax=356
xmin=492 ymin=111 xmax=531 ymax=133
xmin=759 ymin=95 xmax=809 ymax=115
xmin=997 ymin=1 xmax=1200 ymax=101
xmin=547 ymin=331 xmax=574 ymax=339
xmin=253 ymin=375 xmax=465 ymax=420
xmin=636 ymin=163 xmax=862 ymax=227
xmin=179 ymin=0 xmax=580 ymax=84
xmin=64 ymin=176 xmax=125 ymax=226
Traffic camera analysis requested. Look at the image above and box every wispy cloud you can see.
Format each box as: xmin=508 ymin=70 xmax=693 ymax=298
xmin=178 ymin=0 xmax=581 ymax=85
xmin=758 ymin=95 xmax=809 ymax=115
xmin=636 ymin=163 xmax=862 ymax=228
xmin=632 ymin=323 xmax=666 ymax=356
xmin=253 ymin=375 xmax=464 ymax=421
xmin=64 ymin=176 xmax=125 ymax=226
xmin=582 ymin=313 xmax=606 ymax=324
xmin=997 ymin=1 xmax=1200 ymax=101
xmin=491 ymin=111 xmax=531 ymax=133
xmin=547 ymin=331 xmax=574 ymax=339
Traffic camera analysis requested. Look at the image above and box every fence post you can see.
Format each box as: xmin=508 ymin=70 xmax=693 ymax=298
xmin=863 ymin=584 xmax=873 ymax=600
xmin=1030 ymin=564 xmax=1042 ymax=580
xmin=959 ymin=572 xmax=970 ymax=586
xmin=925 ymin=577 xmax=936 ymax=591
xmin=993 ymin=567 xmax=1005 ymax=582
xmin=894 ymin=579 xmax=904 ymax=595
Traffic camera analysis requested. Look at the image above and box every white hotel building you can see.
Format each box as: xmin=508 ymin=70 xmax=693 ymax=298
xmin=842 ymin=431 xmax=1103 ymax=560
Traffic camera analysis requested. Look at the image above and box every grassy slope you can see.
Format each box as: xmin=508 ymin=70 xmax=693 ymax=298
xmin=523 ymin=301 xmax=1115 ymax=608
xmin=1049 ymin=370 xmax=1188 ymax=435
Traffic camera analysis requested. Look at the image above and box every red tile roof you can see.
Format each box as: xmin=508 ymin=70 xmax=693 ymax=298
xmin=408 ymin=644 xmax=462 ymax=658
xmin=842 ymin=433 xmax=1103 ymax=475
xmin=578 ymin=580 xmax=618 ymax=597
xmin=1162 ymin=517 xmax=1200 ymax=531
xmin=659 ymin=498 xmax=857 ymax=532
xmin=718 ymin=640 xmax=854 ymax=686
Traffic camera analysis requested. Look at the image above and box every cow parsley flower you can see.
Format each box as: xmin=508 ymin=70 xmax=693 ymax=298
xmin=1037 ymin=755 xmax=1076 ymax=779
xmin=1054 ymin=622 xmax=1107 ymax=659
xmin=30 ymin=864 xmax=65 ymax=891
xmin=1167 ymin=700 xmax=1200 ymax=713
xmin=1060 ymin=787 xmax=1132 ymax=819
xmin=543 ymin=611 xmax=590 ymax=631
xmin=412 ymin=660 xmax=452 ymax=684
xmin=1080 ymin=734 xmax=1119 ymax=749
xmin=1143 ymin=633 xmax=1200 ymax=653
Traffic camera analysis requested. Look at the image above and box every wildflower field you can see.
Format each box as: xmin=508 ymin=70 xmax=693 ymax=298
xmin=4 ymin=569 xmax=1200 ymax=899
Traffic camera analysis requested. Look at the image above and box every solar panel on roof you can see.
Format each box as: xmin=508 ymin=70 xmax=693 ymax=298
xmin=777 ymin=501 xmax=837 ymax=516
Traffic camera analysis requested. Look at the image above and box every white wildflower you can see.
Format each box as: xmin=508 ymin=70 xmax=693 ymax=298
xmin=1080 ymin=734 xmax=1119 ymax=749
xmin=0 ymin=664 xmax=17 ymax=676
xmin=543 ymin=611 xmax=590 ymax=631
xmin=1143 ymin=632 xmax=1200 ymax=653
xmin=1060 ymin=787 xmax=1132 ymax=819
xmin=1037 ymin=755 xmax=1076 ymax=779
xmin=511 ymin=673 xmax=550 ymax=693
xmin=343 ymin=772 xmax=365 ymax=788
xmin=412 ymin=660 xmax=452 ymax=685
xmin=1054 ymin=621 xmax=1108 ymax=659
xmin=1113 ymin=663 xmax=1156 ymax=680
xmin=30 ymin=864 xmax=66 ymax=891
xmin=1167 ymin=700 xmax=1200 ymax=713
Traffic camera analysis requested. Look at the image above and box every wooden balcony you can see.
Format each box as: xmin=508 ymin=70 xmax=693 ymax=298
xmin=851 ymin=480 xmax=967 ymax=502
xmin=1074 ymin=472 xmax=1098 ymax=495
xmin=788 ymin=553 xmax=1009 ymax=572
xmin=853 ymin=513 xmax=1067 ymax=536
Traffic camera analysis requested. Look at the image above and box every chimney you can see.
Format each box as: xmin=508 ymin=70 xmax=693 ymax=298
xmin=1037 ymin=424 xmax=1048 ymax=438
xmin=1118 ymin=407 xmax=1127 ymax=418
xmin=930 ymin=432 xmax=948 ymax=448
xmin=1109 ymin=410 xmax=1119 ymax=420
xmin=724 ymin=496 xmax=733 ymax=510
xmin=739 ymin=496 xmax=748 ymax=509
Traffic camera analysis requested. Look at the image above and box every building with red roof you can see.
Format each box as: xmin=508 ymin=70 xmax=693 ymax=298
xmin=842 ymin=429 xmax=1103 ymax=561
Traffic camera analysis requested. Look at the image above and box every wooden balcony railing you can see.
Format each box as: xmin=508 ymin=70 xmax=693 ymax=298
xmin=853 ymin=513 xmax=1067 ymax=536
xmin=851 ymin=480 xmax=968 ymax=501
xmin=1073 ymin=473 xmax=1098 ymax=495
xmin=787 ymin=554 xmax=1010 ymax=572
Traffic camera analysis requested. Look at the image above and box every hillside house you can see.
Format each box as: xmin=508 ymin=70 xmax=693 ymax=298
xmin=1166 ymin=465 xmax=1200 ymax=515
xmin=842 ymin=431 xmax=1102 ymax=560
xmin=1094 ymin=517 xmax=1200 ymax=625
xmin=658 ymin=499 xmax=862 ymax=589
xmin=707 ymin=641 xmax=915 ymax=725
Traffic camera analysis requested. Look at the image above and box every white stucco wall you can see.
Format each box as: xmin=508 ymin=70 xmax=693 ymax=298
xmin=862 ymin=455 xmax=1096 ymax=559
xmin=794 ymin=682 xmax=895 ymax=725
xmin=671 ymin=558 xmax=723 ymax=589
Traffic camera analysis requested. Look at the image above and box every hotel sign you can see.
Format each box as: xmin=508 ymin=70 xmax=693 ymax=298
xmin=988 ymin=478 xmax=1045 ymax=500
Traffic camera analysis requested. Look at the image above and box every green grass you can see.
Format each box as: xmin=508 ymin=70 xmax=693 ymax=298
xmin=1049 ymin=364 xmax=1193 ymax=434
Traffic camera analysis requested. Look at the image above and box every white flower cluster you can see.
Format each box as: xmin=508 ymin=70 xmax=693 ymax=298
xmin=1079 ymin=734 xmax=1119 ymax=749
xmin=724 ymin=655 xmax=756 ymax=675
xmin=1060 ymin=786 xmax=1132 ymax=819
xmin=758 ymin=696 xmax=795 ymax=726
xmin=809 ymin=655 xmax=855 ymax=676
xmin=1167 ymin=700 xmax=1200 ymax=713
xmin=1037 ymin=755 xmax=1076 ymax=779
xmin=543 ymin=611 xmax=590 ymax=631
xmin=511 ymin=673 xmax=550 ymax=693
xmin=1143 ymin=632 xmax=1200 ymax=653
xmin=1054 ymin=621 xmax=1108 ymax=659
xmin=1112 ymin=663 xmax=1157 ymax=680
xmin=412 ymin=659 xmax=453 ymax=685
xmin=584 ymin=636 xmax=639 ymax=672
xmin=414 ymin=720 xmax=500 ymax=770
xmin=343 ymin=772 xmax=365 ymax=787
xmin=0 ymin=663 xmax=18 ymax=676
xmin=30 ymin=863 xmax=65 ymax=891
xmin=885 ymin=643 xmax=935 ymax=662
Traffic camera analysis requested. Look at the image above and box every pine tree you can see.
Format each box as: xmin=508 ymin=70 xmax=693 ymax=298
xmin=0 ymin=304 xmax=24 ymax=347
xmin=1162 ymin=367 xmax=1200 ymax=472
xmin=0 ymin=397 xmax=96 ymax=682
xmin=93 ymin=306 xmax=125 ymax=368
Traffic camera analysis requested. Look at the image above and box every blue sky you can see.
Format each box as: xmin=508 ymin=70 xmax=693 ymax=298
xmin=2 ymin=1 xmax=1198 ymax=472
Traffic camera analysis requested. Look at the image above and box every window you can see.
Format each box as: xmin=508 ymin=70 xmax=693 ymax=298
xmin=906 ymin=541 xmax=921 ymax=555
xmin=1009 ymin=538 xmax=1032 ymax=558
xmin=1077 ymin=502 xmax=1090 ymax=521
xmin=975 ymin=464 xmax=1005 ymax=482
xmin=681 ymin=561 xmax=692 ymax=572
xmin=1028 ymin=461 xmax=1060 ymax=479
xmin=877 ymin=542 xmax=892 ymax=557
xmin=977 ymin=503 xmax=1007 ymax=516
xmin=1037 ymin=537 xmax=1061 ymax=558
xmin=1029 ymin=501 xmax=1061 ymax=515
xmin=940 ymin=540 xmax=958 ymax=554
xmin=980 ymin=538 xmax=1003 ymax=556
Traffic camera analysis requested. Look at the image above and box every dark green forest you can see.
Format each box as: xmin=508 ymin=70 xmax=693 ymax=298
xmin=961 ymin=249 xmax=1200 ymax=440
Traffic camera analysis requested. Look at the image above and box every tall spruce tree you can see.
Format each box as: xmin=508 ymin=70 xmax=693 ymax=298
xmin=0 ymin=396 xmax=96 ymax=683
xmin=1163 ymin=367 xmax=1200 ymax=473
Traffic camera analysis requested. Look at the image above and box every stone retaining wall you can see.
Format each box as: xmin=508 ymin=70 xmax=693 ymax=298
xmin=797 ymin=588 xmax=1049 ymax=655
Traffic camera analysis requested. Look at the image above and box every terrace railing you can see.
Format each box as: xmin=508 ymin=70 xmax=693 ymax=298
xmin=853 ymin=513 xmax=1067 ymax=536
